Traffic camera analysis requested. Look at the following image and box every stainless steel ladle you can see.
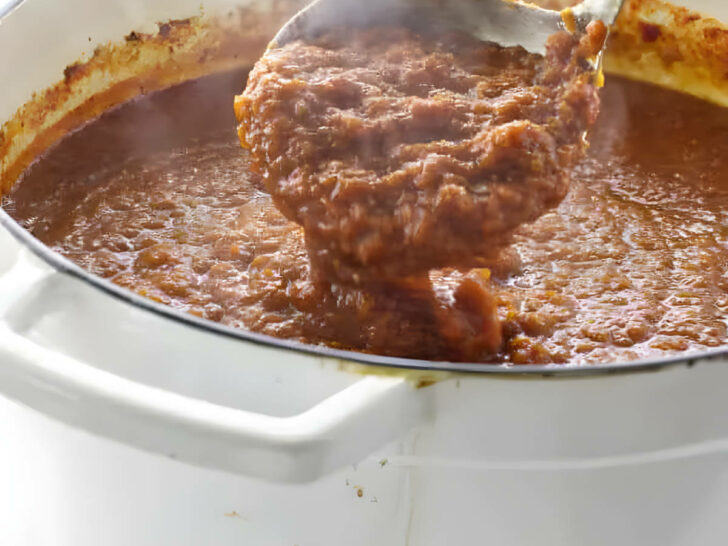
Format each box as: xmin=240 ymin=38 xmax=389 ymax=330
xmin=272 ymin=0 xmax=624 ymax=57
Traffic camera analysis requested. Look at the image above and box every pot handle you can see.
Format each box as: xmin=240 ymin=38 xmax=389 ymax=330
xmin=0 ymin=249 xmax=430 ymax=483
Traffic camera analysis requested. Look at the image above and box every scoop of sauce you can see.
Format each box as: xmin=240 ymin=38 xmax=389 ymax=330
xmin=232 ymin=24 xmax=605 ymax=360
xmin=5 ymin=68 xmax=728 ymax=364
xmin=235 ymin=25 xmax=605 ymax=283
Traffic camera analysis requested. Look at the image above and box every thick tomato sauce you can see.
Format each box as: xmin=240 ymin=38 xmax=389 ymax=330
xmin=5 ymin=69 xmax=728 ymax=364
xmin=236 ymin=26 xmax=604 ymax=283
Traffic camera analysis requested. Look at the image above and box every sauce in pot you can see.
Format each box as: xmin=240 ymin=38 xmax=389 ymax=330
xmin=4 ymin=69 xmax=728 ymax=364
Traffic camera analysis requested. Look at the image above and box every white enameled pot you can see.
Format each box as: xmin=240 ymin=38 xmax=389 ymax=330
xmin=1 ymin=1 xmax=728 ymax=545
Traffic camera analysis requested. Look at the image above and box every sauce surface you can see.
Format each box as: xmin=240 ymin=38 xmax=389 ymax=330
xmin=5 ymin=69 xmax=728 ymax=364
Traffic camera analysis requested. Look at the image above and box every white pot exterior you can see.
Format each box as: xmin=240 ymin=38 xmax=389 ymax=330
xmin=4 ymin=357 xmax=728 ymax=546
xmin=1 ymin=1 xmax=728 ymax=545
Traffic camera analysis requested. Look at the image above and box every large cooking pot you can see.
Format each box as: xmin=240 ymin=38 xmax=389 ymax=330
xmin=1 ymin=0 xmax=728 ymax=544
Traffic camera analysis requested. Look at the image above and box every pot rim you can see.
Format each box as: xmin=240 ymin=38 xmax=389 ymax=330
xmin=2 ymin=208 xmax=725 ymax=377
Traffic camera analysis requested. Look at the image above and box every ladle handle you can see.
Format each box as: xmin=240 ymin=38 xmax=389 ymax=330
xmin=572 ymin=0 xmax=626 ymax=27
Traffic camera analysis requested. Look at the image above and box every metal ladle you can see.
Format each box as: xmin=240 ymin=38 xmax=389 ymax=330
xmin=271 ymin=0 xmax=624 ymax=59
